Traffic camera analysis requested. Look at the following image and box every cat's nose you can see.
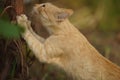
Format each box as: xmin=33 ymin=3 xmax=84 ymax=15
xmin=34 ymin=4 xmax=41 ymax=10
xmin=32 ymin=4 xmax=41 ymax=14
xmin=34 ymin=4 xmax=40 ymax=7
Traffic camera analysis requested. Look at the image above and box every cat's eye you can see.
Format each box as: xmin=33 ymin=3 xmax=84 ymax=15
xmin=42 ymin=4 xmax=45 ymax=7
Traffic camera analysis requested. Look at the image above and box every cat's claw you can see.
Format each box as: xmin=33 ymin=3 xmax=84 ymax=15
xmin=16 ymin=14 xmax=30 ymax=29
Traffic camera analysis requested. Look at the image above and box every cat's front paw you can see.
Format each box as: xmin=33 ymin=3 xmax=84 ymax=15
xmin=17 ymin=14 xmax=31 ymax=29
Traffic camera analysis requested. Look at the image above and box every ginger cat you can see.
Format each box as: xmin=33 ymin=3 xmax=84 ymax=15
xmin=17 ymin=3 xmax=120 ymax=80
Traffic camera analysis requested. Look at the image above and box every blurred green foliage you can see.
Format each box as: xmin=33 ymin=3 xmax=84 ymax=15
xmin=80 ymin=0 xmax=120 ymax=32
xmin=0 ymin=8 xmax=24 ymax=39
xmin=99 ymin=0 xmax=120 ymax=32
xmin=0 ymin=19 xmax=24 ymax=39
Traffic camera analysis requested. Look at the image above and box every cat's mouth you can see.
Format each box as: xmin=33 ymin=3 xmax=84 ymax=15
xmin=40 ymin=11 xmax=49 ymax=20
xmin=32 ymin=7 xmax=47 ymax=21
xmin=40 ymin=10 xmax=53 ymax=24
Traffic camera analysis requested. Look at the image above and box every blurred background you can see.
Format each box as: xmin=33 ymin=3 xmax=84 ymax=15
xmin=0 ymin=0 xmax=120 ymax=80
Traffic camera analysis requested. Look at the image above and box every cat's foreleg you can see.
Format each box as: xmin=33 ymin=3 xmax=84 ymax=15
xmin=17 ymin=14 xmax=63 ymax=63
xmin=17 ymin=14 xmax=47 ymax=62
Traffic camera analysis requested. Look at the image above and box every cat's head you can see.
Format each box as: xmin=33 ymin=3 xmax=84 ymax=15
xmin=32 ymin=3 xmax=73 ymax=26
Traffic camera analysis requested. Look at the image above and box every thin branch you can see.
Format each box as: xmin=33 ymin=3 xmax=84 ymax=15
xmin=0 ymin=6 xmax=13 ymax=17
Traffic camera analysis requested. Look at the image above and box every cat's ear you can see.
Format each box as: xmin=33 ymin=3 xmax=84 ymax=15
xmin=56 ymin=9 xmax=73 ymax=22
